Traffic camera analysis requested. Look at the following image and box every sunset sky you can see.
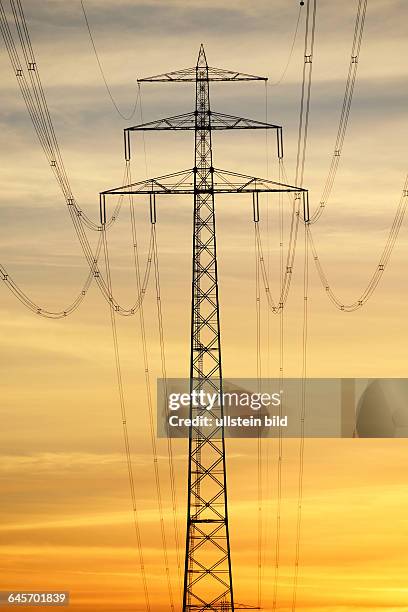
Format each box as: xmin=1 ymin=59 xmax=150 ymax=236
xmin=1 ymin=0 xmax=408 ymax=610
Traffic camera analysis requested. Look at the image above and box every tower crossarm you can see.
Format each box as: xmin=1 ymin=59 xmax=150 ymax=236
xmin=126 ymin=112 xmax=280 ymax=131
xmin=124 ymin=113 xmax=283 ymax=159
xmin=101 ymin=168 xmax=306 ymax=195
xmin=138 ymin=66 xmax=266 ymax=83
xmin=100 ymin=168 xmax=309 ymax=223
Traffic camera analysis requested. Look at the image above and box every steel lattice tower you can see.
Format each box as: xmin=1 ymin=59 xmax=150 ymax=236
xmin=100 ymin=45 xmax=309 ymax=612
xmin=185 ymin=45 xmax=234 ymax=611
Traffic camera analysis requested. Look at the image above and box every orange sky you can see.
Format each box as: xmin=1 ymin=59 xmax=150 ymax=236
xmin=1 ymin=0 xmax=408 ymax=610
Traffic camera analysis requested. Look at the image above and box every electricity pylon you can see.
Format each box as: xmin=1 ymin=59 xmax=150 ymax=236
xmin=100 ymin=46 xmax=308 ymax=612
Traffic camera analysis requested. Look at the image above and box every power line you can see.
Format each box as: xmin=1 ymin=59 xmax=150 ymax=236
xmin=295 ymin=0 xmax=316 ymax=188
xmin=257 ymin=0 xmax=314 ymax=590
xmin=254 ymin=221 xmax=263 ymax=609
xmin=308 ymin=174 xmax=408 ymax=311
xmin=254 ymin=188 xmax=301 ymax=315
xmin=269 ymin=5 xmax=303 ymax=87
xmin=151 ymin=224 xmax=184 ymax=597
xmin=292 ymin=219 xmax=309 ymax=612
xmin=127 ymin=164 xmax=176 ymax=611
xmin=2 ymin=6 xmax=180 ymax=600
xmin=80 ymin=0 xmax=140 ymax=121
xmin=0 ymin=1 xmax=151 ymax=315
xmin=281 ymin=0 xmax=369 ymax=307
xmin=101 ymin=223 xmax=151 ymax=612
xmin=0 ymin=164 xmax=150 ymax=318
xmin=128 ymin=74 xmax=183 ymax=597
xmin=272 ymin=157 xmax=285 ymax=612
xmin=310 ymin=0 xmax=368 ymax=223
xmin=0 ymin=240 xmax=99 ymax=319
xmin=291 ymin=1 xmax=316 ymax=607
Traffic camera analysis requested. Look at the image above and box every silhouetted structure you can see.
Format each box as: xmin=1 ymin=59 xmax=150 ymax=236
xmin=100 ymin=46 xmax=308 ymax=612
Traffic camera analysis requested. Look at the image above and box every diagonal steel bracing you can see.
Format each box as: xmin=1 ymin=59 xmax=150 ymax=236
xmin=100 ymin=44 xmax=309 ymax=612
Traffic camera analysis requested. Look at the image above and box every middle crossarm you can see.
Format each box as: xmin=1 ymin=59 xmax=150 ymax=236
xmin=100 ymin=167 xmax=309 ymax=223
xmin=124 ymin=112 xmax=283 ymax=160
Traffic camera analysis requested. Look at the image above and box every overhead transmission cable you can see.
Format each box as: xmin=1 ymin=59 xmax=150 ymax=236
xmin=80 ymin=0 xmax=140 ymax=120
xmin=0 ymin=194 xmax=154 ymax=318
xmin=101 ymin=222 xmax=151 ymax=612
xmin=295 ymin=0 xmax=406 ymax=311
xmin=1 ymin=2 xmax=176 ymax=605
xmin=0 ymin=1 xmax=102 ymax=229
xmin=254 ymin=132 xmax=303 ymax=316
xmin=256 ymin=4 xmax=316 ymax=600
xmin=254 ymin=185 xmax=301 ymax=315
xmin=258 ymin=0 xmax=315 ymax=605
xmin=309 ymin=174 xmax=408 ymax=311
xmin=294 ymin=0 xmax=316 ymax=188
xmin=151 ymin=224 xmax=184 ymax=597
xmin=260 ymin=86 xmax=289 ymax=610
xmin=254 ymin=222 xmax=263 ymax=609
xmin=1 ymin=242 xmax=99 ymax=319
xmin=262 ymin=84 xmax=271 ymax=595
xmin=6 ymin=0 xmax=102 ymax=231
xmin=0 ymin=164 xmax=147 ymax=318
xmin=257 ymin=0 xmax=400 ymax=607
xmin=260 ymin=81 xmax=270 ymax=606
xmin=310 ymin=0 xmax=367 ymax=223
xmin=269 ymin=5 xmax=303 ymax=87
xmin=130 ymin=86 xmax=183 ymax=598
xmin=291 ymin=1 xmax=316 ymax=609
xmin=0 ymin=0 xmax=151 ymax=315
xmin=127 ymin=164 xmax=176 ymax=611
xmin=271 ymin=157 xmax=286 ymax=612
xmin=257 ymin=0 xmax=368 ymax=317
xmin=292 ymin=220 xmax=309 ymax=612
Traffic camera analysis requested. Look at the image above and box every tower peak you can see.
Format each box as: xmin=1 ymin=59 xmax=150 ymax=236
xmin=197 ymin=44 xmax=208 ymax=68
